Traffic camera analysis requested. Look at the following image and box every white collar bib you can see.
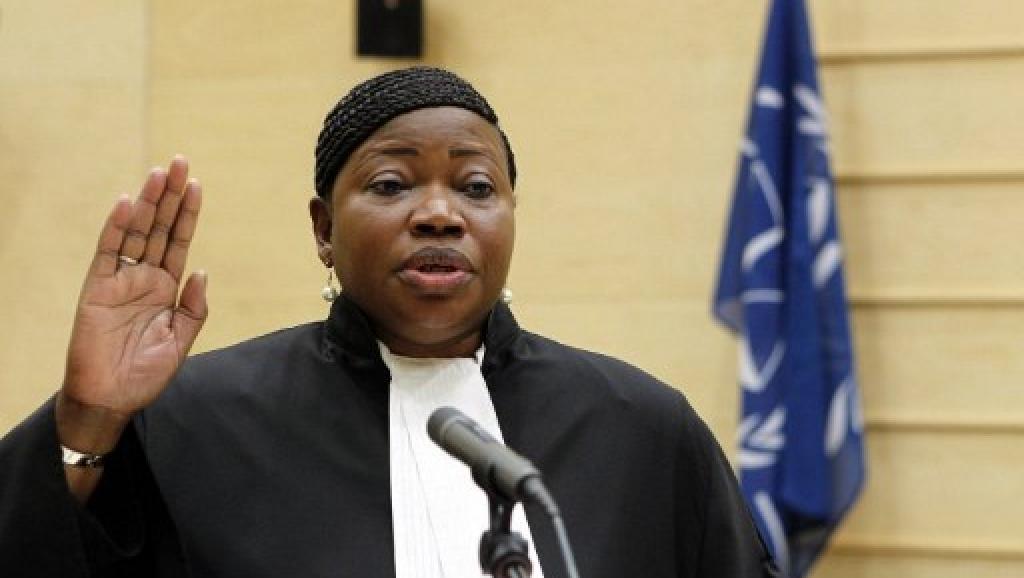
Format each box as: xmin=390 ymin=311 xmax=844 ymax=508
xmin=378 ymin=342 xmax=544 ymax=578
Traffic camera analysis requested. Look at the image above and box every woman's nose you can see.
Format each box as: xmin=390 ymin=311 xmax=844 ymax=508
xmin=410 ymin=189 xmax=465 ymax=238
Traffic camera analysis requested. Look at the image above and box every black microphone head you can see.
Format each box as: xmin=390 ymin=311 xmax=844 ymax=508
xmin=427 ymin=406 xmax=464 ymax=446
xmin=426 ymin=405 xmax=552 ymax=508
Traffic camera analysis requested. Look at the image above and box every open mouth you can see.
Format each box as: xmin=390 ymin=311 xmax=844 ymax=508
xmin=402 ymin=247 xmax=472 ymax=273
xmin=399 ymin=247 xmax=473 ymax=293
xmin=417 ymin=264 xmax=459 ymax=274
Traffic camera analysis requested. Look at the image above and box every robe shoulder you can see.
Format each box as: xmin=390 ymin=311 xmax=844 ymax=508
xmin=491 ymin=332 xmax=777 ymax=577
xmin=169 ymin=321 xmax=328 ymax=395
xmin=136 ymin=320 xmax=398 ymax=578
xmin=497 ymin=329 xmax=709 ymax=441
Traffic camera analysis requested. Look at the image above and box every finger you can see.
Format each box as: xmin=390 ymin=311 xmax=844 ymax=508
xmin=118 ymin=168 xmax=168 ymax=260
xmin=163 ymin=155 xmax=191 ymax=209
xmin=89 ymin=194 xmax=134 ymax=278
xmin=172 ymin=271 xmax=209 ymax=356
xmin=162 ymin=178 xmax=202 ymax=282
xmin=142 ymin=163 xmax=190 ymax=267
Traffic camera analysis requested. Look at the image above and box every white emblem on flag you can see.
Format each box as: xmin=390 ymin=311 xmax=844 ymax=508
xmin=756 ymin=86 xmax=785 ymax=109
xmin=812 ymin=241 xmax=842 ymax=289
xmin=739 ymin=337 xmax=785 ymax=393
xmin=742 ymin=228 xmax=784 ymax=272
xmin=750 ymin=161 xmax=783 ymax=225
xmin=754 ymin=492 xmax=791 ymax=573
xmin=807 ymin=177 xmax=830 ymax=244
xmin=741 ymin=289 xmax=784 ymax=305
xmin=794 ymin=84 xmax=828 ymax=137
xmin=825 ymin=377 xmax=863 ymax=456
xmin=738 ymin=406 xmax=786 ymax=469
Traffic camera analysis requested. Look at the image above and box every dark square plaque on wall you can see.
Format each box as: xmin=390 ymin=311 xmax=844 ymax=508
xmin=357 ymin=0 xmax=423 ymax=58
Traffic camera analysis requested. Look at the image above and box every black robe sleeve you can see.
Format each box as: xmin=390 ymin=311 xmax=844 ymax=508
xmin=0 ymin=398 xmax=187 ymax=577
xmin=679 ymin=410 xmax=781 ymax=578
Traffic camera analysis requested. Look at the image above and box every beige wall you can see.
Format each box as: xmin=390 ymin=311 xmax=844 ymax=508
xmin=0 ymin=1 xmax=147 ymax=424
xmin=2 ymin=1 xmax=1022 ymax=576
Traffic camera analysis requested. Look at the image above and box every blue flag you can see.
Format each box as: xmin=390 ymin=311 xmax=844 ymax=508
xmin=712 ymin=1 xmax=866 ymax=576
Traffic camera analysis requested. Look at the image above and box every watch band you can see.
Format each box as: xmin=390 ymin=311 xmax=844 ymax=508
xmin=61 ymin=444 xmax=107 ymax=468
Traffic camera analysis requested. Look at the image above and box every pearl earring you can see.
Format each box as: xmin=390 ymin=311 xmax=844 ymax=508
xmin=500 ymin=287 xmax=513 ymax=304
xmin=321 ymin=270 xmax=340 ymax=302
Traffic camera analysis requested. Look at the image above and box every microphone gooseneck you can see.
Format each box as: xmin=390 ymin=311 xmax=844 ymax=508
xmin=427 ymin=406 xmax=581 ymax=578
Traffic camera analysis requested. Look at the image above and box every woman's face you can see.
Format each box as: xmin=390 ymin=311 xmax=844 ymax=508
xmin=310 ymin=106 xmax=515 ymax=357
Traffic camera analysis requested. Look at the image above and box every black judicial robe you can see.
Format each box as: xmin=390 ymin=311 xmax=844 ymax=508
xmin=0 ymin=297 xmax=778 ymax=577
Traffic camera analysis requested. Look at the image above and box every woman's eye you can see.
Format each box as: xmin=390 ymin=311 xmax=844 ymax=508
xmin=367 ymin=179 xmax=405 ymax=196
xmin=464 ymin=180 xmax=495 ymax=199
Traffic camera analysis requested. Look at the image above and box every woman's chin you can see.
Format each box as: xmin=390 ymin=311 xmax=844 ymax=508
xmin=377 ymin=301 xmax=490 ymax=353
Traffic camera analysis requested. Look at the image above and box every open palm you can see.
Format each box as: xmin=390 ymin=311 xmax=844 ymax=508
xmin=63 ymin=156 xmax=207 ymax=418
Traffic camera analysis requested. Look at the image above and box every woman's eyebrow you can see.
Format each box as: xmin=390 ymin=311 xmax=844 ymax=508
xmin=449 ymin=147 xmax=493 ymax=159
xmin=371 ymin=146 xmax=419 ymax=157
xmin=351 ymin=146 xmax=419 ymax=168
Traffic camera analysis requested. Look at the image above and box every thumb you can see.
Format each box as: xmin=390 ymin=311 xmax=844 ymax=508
xmin=172 ymin=270 xmax=209 ymax=356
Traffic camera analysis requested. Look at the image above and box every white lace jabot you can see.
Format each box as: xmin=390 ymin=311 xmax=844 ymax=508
xmin=379 ymin=342 xmax=545 ymax=578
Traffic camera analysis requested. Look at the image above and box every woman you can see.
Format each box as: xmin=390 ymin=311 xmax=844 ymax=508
xmin=0 ymin=67 xmax=776 ymax=577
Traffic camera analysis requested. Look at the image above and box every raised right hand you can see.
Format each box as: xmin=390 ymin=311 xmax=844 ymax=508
xmin=58 ymin=156 xmax=208 ymax=455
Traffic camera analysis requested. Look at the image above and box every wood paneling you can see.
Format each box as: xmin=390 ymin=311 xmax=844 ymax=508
xmin=823 ymin=57 xmax=1024 ymax=175
xmin=821 ymin=45 xmax=1024 ymax=66
xmin=818 ymin=551 xmax=1024 ymax=578
xmin=866 ymin=414 xmax=1024 ymax=435
xmin=838 ymin=181 xmax=1024 ymax=294
xmin=812 ymin=0 xmax=1024 ymax=51
xmin=810 ymin=0 xmax=1024 ymax=574
xmin=835 ymin=430 xmax=1024 ymax=542
xmin=853 ymin=306 xmax=1024 ymax=419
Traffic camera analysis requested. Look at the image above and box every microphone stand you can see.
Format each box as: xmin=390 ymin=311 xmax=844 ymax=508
xmin=479 ymin=491 xmax=533 ymax=578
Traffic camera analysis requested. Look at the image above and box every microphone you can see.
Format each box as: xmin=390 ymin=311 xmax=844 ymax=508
xmin=428 ymin=406 xmax=581 ymax=578
xmin=427 ymin=406 xmax=557 ymax=516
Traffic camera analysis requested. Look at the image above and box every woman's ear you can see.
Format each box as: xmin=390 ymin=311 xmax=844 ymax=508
xmin=309 ymin=196 xmax=333 ymax=265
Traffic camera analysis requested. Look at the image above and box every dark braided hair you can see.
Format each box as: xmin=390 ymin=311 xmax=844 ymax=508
xmin=314 ymin=66 xmax=517 ymax=198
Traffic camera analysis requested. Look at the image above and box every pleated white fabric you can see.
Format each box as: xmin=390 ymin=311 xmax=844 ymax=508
xmin=380 ymin=343 xmax=544 ymax=578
